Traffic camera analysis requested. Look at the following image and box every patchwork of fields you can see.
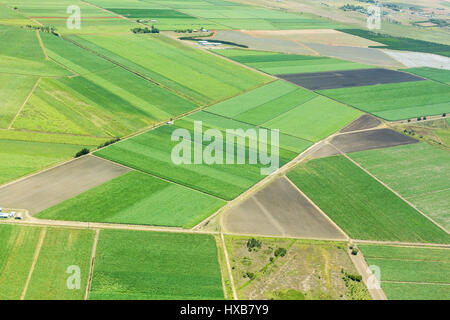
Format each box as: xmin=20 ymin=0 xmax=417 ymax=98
xmin=349 ymin=143 xmax=450 ymax=231
xmin=88 ymin=0 xmax=343 ymax=31
xmin=0 ymin=224 xmax=94 ymax=300
xmin=205 ymin=80 xmax=361 ymax=142
xmin=287 ymin=156 xmax=450 ymax=243
xmin=1 ymin=0 xmax=449 ymax=302
xmin=339 ymin=29 xmax=450 ymax=57
xmin=68 ymin=33 xmax=269 ymax=105
xmin=215 ymin=49 xmax=372 ymax=75
xmin=94 ymin=109 xmax=310 ymax=200
xmin=0 ymin=225 xmax=225 ymax=300
xmin=319 ymin=80 xmax=450 ymax=120
xmin=404 ymin=67 xmax=450 ymax=85
xmin=359 ymin=244 xmax=450 ymax=300
xmin=89 ymin=230 xmax=224 ymax=300
xmin=36 ymin=170 xmax=226 ymax=228
xmin=0 ymin=25 xmax=71 ymax=76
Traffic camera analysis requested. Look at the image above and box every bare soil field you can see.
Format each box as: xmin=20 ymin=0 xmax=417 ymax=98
xmin=305 ymin=43 xmax=404 ymax=68
xmin=322 ymin=129 xmax=418 ymax=157
xmin=223 ymin=177 xmax=346 ymax=240
xmin=212 ymin=30 xmax=315 ymax=55
xmin=279 ymin=68 xmax=424 ymax=90
xmin=340 ymin=114 xmax=382 ymax=133
xmin=244 ymin=29 xmax=384 ymax=47
xmin=0 ymin=156 xmax=129 ymax=214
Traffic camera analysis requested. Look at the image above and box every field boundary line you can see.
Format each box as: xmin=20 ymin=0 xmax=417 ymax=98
xmin=354 ymin=239 xmax=450 ymax=248
xmin=8 ymin=77 xmax=41 ymax=130
xmin=330 ymin=142 xmax=450 ymax=236
xmin=36 ymin=30 xmax=48 ymax=59
xmin=381 ymin=280 xmax=450 ymax=286
xmin=215 ymin=236 xmax=229 ymax=300
xmin=362 ymin=256 xmax=450 ymax=263
xmin=2 ymin=3 xmax=43 ymax=26
xmin=85 ymin=229 xmax=100 ymax=300
xmin=284 ymin=176 xmax=350 ymax=240
xmin=220 ymin=232 xmax=238 ymax=300
xmin=21 ymin=227 xmax=47 ymax=300
xmin=60 ymin=35 xmax=203 ymax=105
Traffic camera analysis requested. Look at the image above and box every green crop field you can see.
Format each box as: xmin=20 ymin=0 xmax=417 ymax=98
xmin=349 ymin=143 xmax=450 ymax=231
xmin=12 ymin=70 xmax=198 ymax=138
xmin=95 ymin=111 xmax=308 ymax=200
xmin=206 ymin=80 xmax=361 ymax=142
xmin=36 ymin=171 xmax=226 ymax=228
xmin=0 ymin=33 xmax=199 ymax=139
xmin=359 ymin=244 xmax=450 ymax=300
xmin=0 ymin=225 xmax=43 ymax=300
xmin=66 ymin=33 xmax=270 ymax=105
xmin=0 ymin=224 xmax=95 ymax=300
xmin=319 ymin=80 xmax=450 ymax=120
xmin=0 ymin=25 xmax=71 ymax=76
xmin=404 ymin=67 xmax=450 ymax=85
xmin=216 ymin=49 xmax=372 ymax=75
xmin=0 ymin=74 xmax=38 ymax=128
xmin=0 ymin=139 xmax=92 ymax=185
xmin=339 ymin=29 xmax=450 ymax=57
xmin=24 ymin=227 xmax=95 ymax=300
xmin=85 ymin=0 xmax=342 ymax=30
xmin=287 ymin=156 xmax=450 ymax=243
xmin=89 ymin=230 xmax=224 ymax=300
xmin=263 ymin=96 xmax=361 ymax=142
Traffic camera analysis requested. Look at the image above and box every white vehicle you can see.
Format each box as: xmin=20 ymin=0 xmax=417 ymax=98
xmin=0 ymin=213 xmax=9 ymax=219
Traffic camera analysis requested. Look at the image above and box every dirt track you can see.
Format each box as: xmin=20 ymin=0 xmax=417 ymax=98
xmin=223 ymin=177 xmax=347 ymax=240
xmin=0 ymin=155 xmax=129 ymax=214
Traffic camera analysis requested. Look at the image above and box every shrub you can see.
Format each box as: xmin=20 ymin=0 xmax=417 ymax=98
xmin=246 ymin=238 xmax=262 ymax=251
xmin=97 ymin=137 xmax=120 ymax=149
xmin=274 ymin=247 xmax=287 ymax=257
xmin=245 ymin=272 xmax=256 ymax=280
xmin=75 ymin=148 xmax=90 ymax=158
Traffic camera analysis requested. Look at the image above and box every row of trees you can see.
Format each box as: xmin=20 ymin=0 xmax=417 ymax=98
xmin=131 ymin=25 xmax=159 ymax=34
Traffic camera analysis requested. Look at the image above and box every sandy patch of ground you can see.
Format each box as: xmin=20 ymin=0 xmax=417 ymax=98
xmin=306 ymin=43 xmax=404 ymax=68
xmin=212 ymin=30 xmax=316 ymax=55
xmin=244 ymin=29 xmax=384 ymax=47
xmin=382 ymin=50 xmax=450 ymax=70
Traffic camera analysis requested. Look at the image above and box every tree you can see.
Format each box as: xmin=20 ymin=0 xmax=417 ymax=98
xmin=75 ymin=148 xmax=90 ymax=158
xmin=274 ymin=247 xmax=287 ymax=257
